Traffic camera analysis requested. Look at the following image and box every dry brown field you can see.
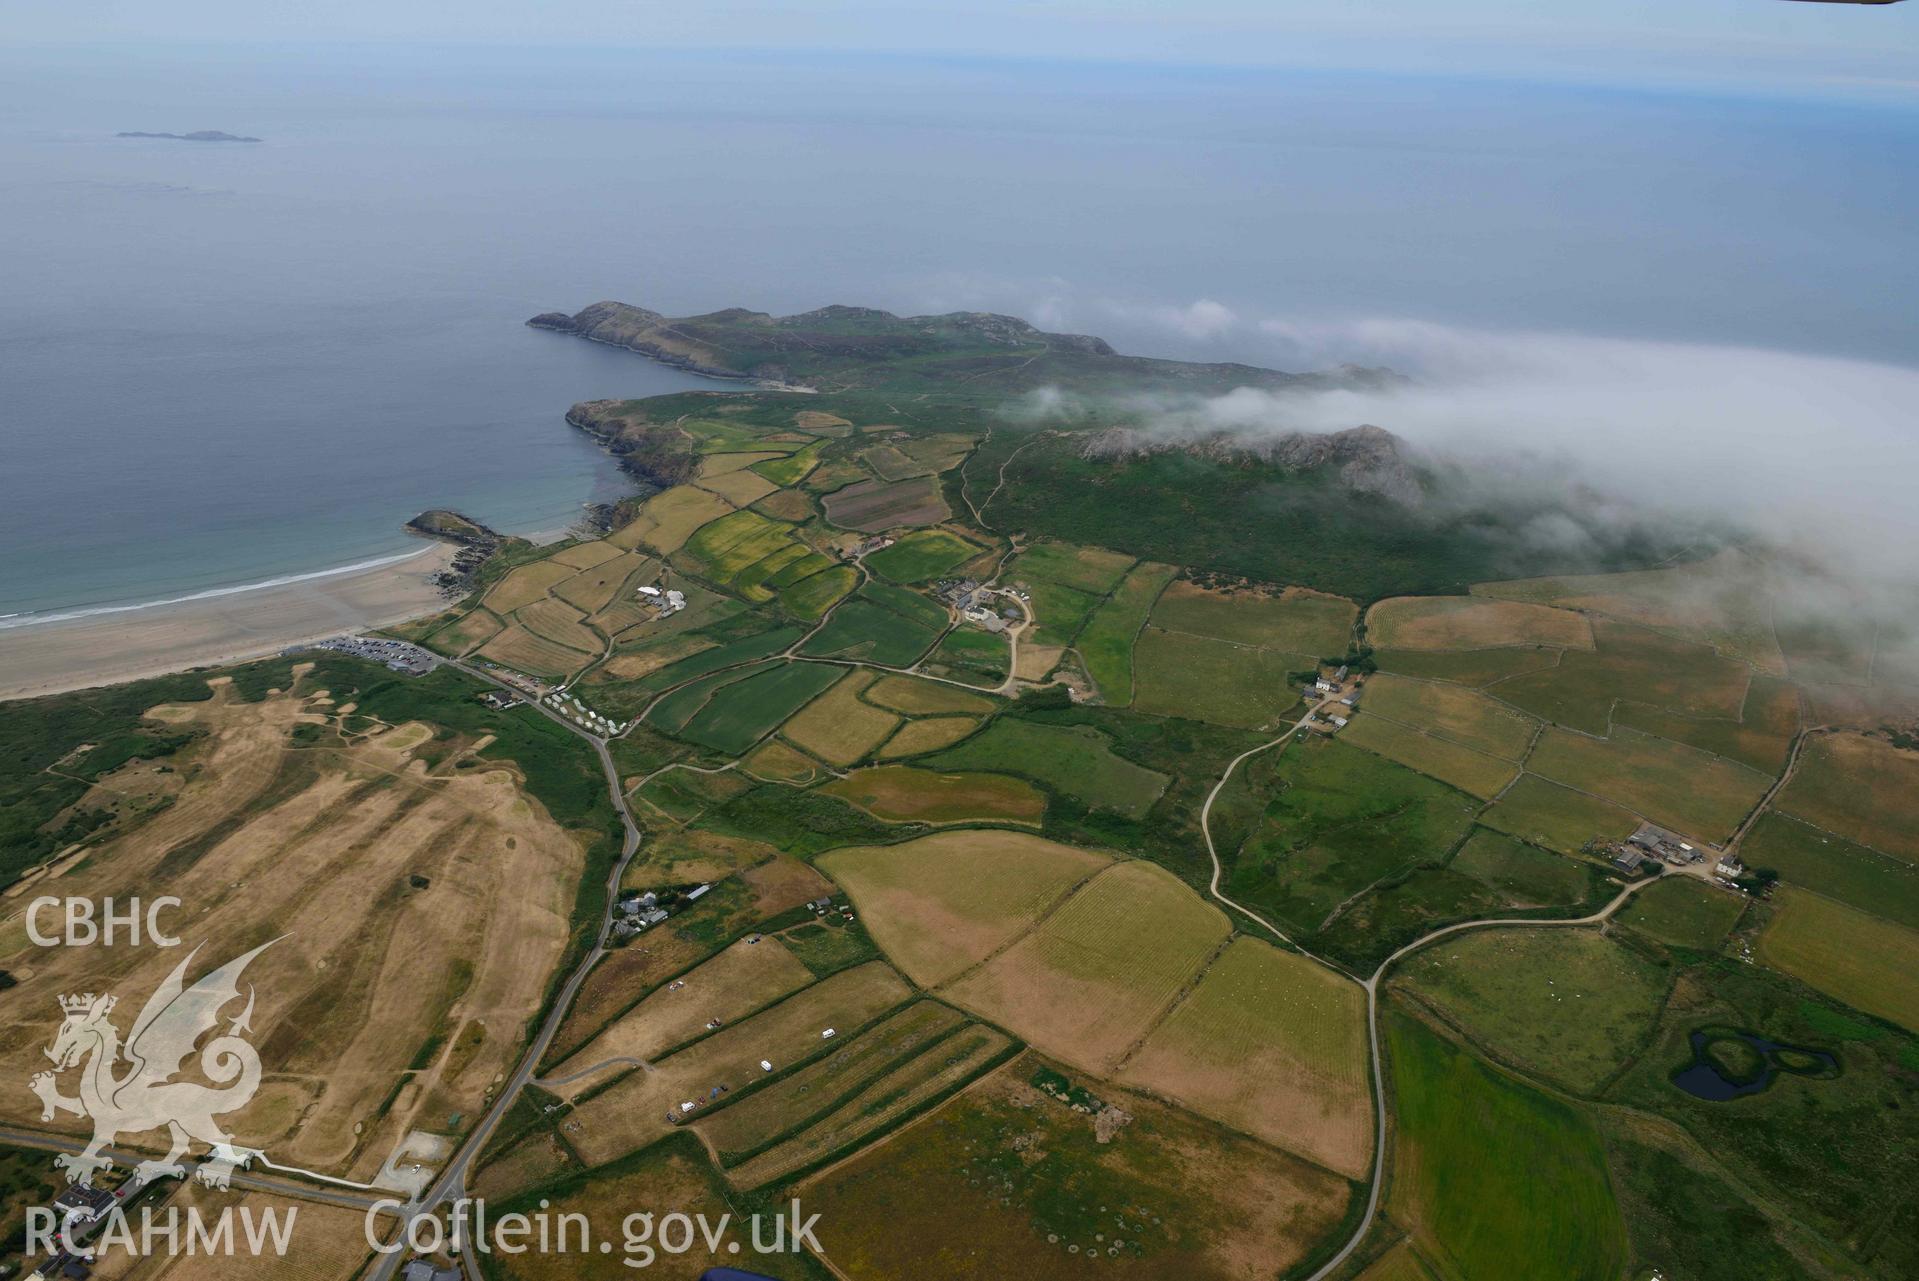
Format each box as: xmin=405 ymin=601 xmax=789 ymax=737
xmin=563 ymin=962 xmax=913 ymax=1164
xmin=875 ymin=716 xmax=983 ymax=758
xmin=482 ymin=560 xmax=578 ymax=613
xmin=517 ymin=597 xmax=604 ymax=653
xmin=942 ymin=861 xmax=1232 ymax=1073
xmin=819 ymin=766 xmax=1045 ymax=826
xmin=0 ymin=675 xmax=586 ymax=1185
xmin=547 ymin=539 xmax=625 ymax=570
xmin=1367 ymin=596 xmax=1594 ymax=651
xmin=1117 ymin=937 xmax=1372 ymax=1178
xmin=698 ymin=468 xmax=779 ymax=506
xmin=546 ymin=937 xmax=816 ymax=1097
xmin=864 ymin=674 xmax=996 ymax=715
xmin=818 ymin=831 xmax=1112 ymax=986
xmin=779 ymin=669 xmax=901 ymax=765
xmin=477 ymin=624 xmax=594 ymax=679
xmin=555 ymin=549 xmax=655 ymax=614
xmin=821 ymin=476 xmax=950 ymax=531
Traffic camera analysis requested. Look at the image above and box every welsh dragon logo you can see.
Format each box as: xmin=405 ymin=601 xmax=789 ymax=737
xmin=29 ymin=941 xmax=275 ymax=1190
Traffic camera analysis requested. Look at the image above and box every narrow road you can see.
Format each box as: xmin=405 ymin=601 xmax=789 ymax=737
xmin=363 ymin=660 xmax=649 ymax=1280
xmin=0 ymin=1127 xmax=386 ymax=1213
xmin=1194 ymin=699 xmax=1667 ymax=1281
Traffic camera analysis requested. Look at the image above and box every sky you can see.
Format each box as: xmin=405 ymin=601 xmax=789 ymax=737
xmin=10 ymin=0 xmax=1918 ymax=103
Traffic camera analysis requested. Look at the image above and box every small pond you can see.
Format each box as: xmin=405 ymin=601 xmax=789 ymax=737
xmin=1670 ymin=1027 xmax=1838 ymax=1101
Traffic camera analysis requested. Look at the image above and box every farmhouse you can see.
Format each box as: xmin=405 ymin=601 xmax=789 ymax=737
xmin=51 ymin=1185 xmax=117 ymax=1224
xmin=1315 ymin=678 xmax=1338 ymax=694
xmin=477 ymin=690 xmax=522 ymax=710
xmin=402 ymin=1264 xmax=461 ymax=1281
xmin=1716 ymin=854 xmax=1746 ymax=880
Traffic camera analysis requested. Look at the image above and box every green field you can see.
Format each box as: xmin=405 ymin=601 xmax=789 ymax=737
xmin=797 ymin=598 xmax=943 ymax=667
xmin=1132 ymin=626 xmax=1311 ymax=729
xmin=1387 ymin=1010 xmax=1626 ymax=1281
xmin=1020 ymin=576 xmax=1101 ymax=647
xmin=1776 ymin=733 xmax=1919 ymax=865
xmin=1449 ymin=829 xmax=1607 ymax=908
xmin=1600 ymin=1120 xmax=1820 ymax=1281
xmin=1741 ymin=812 xmax=1919 ymax=930
xmin=750 ymin=438 xmax=826 ymax=485
xmin=1613 ymin=673 xmax=1802 ymax=775
xmin=1338 ymin=714 xmax=1519 ymax=800
xmin=1394 ymin=927 xmax=1669 ymax=1093
xmin=1489 ymin=620 xmax=1751 ymax=736
xmin=614 ymin=619 xmax=800 ymax=693
xmin=677 ymin=662 xmax=844 ymax=754
xmin=1009 ymin=541 xmax=1136 ymax=595
xmin=1527 ymin=726 xmax=1774 ymax=844
xmin=1760 ymin=888 xmax=1919 ymax=1031
xmin=1478 ymin=775 xmax=1641 ymax=856
xmin=1227 ymin=737 xmax=1479 ymax=940
xmin=1074 ymin=560 xmax=1177 ymax=705
xmin=1616 ymin=877 xmax=1746 ymax=950
xmin=1150 ymin=579 xmax=1357 ymax=654
xmin=1358 ymin=673 xmax=1539 ymax=760
xmin=864 ymin=528 xmax=982 ymax=582
xmin=921 ymin=627 xmax=1009 ymax=686
xmin=778 ymin=564 xmax=857 ymax=620
xmin=924 ymin=717 xmax=1171 ymax=819
xmin=1310 ymin=828 xmax=1610 ymax=973
xmin=644 ymin=661 xmax=777 ymax=734
xmin=1599 ymin=956 xmax=1919 ymax=1256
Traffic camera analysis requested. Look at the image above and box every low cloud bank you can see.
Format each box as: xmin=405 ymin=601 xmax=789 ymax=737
xmin=1037 ymin=317 xmax=1919 ymax=587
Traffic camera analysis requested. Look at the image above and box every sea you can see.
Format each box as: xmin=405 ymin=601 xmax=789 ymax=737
xmin=3 ymin=45 xmax=1915 ymax=623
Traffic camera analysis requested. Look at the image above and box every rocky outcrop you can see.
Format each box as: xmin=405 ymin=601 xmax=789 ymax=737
xmin=405 ymin=510 xmax=506 ymax=596
xmin=564 ymin=400 xmax=700 ymax=490
xmin=1081 ymin=423 xmax=1423 ymax=507
xmin=531 ymin=302 xmax=758 ymax=381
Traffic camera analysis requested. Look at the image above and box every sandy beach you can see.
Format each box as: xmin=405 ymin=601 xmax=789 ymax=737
xmin=0 ymin=544 xmax=456 ymax=701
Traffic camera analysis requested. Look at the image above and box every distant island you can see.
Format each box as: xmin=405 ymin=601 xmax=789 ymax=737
xmin=116 ymin=130 xmax=262 ymax=143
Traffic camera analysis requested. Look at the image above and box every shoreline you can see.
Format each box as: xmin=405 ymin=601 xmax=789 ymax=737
xmin=0 ymin=544 xmax=457 ymax=702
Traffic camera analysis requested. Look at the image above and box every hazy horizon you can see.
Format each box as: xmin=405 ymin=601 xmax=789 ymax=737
xmin=2 ymin=42 xmax=1916 ymax=617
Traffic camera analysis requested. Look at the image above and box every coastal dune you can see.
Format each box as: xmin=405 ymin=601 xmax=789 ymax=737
xmin=0 ymin=545 xmax=454 ymax=701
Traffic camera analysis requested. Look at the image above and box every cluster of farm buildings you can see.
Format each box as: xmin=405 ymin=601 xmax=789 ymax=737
xmin=1609 ymin=823 xmax=1747 ymax=885
xmin=1302 ymin=666 xmax=1362 ymax=730
xmin=934 ymin=577 xmax=1024 ymax=632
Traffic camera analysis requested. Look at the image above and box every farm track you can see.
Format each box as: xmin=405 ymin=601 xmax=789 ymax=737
xmin=1196 ymin=700 xmax=1664 ymax=1281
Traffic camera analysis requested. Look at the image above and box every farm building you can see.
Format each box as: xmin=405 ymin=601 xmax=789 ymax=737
xmin=1611 ymin=849 xmax=1648 ymax=875
xmin=1626 ymin=823 xmax=1706 ymax=863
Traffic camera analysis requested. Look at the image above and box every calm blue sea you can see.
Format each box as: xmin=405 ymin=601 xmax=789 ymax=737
xmin=2 ymin=46 xmax=1914 ymax=621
